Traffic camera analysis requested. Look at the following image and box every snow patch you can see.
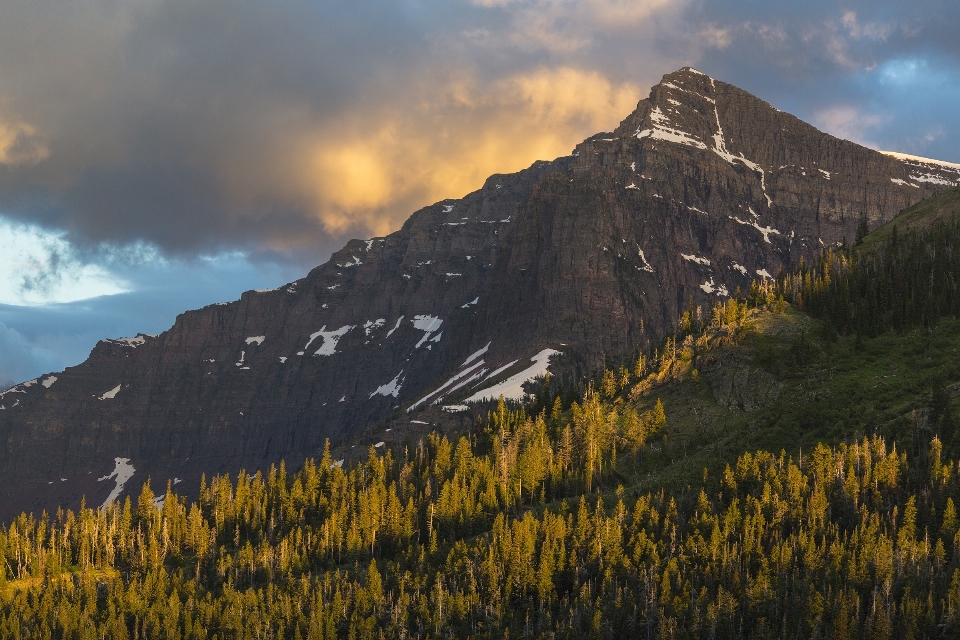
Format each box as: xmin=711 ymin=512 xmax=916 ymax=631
xmin=636 ymin=126 xmax=707 ymax=150
xmin=442 ymin=405 xmax=470 ymax=413
xmin=364 ymin=319 xmax=386 ymax=336
xmin=481 ymin=360 xmax=518 ymax=384
xmin=729 ymin=216 xmax=781 ymax=244
xmin=708 ymin=82 xmax=772 ymax=207
xmin=637 ymin=248 xmax=654 ymax=273
xmin=98 ymin=458 xmax=135 ymax=508
xmin=41 ymin=376 xmax=58 ymax=388
xmin=442 ymin=204 xmax=454 ymax=213
xmin=682 ymin=253 xmax=711 ymax=266
xmin=732 ymin=263 xmax=748 ymax=276
xmin=461 ymin=296 xmax=479 ymax=309
xmin=890 ymin=178 xmax=920 ymax=188
xmin=625 ymin=183 xmax=638 ymax=190
xmin=881 ymin=151 xmax=960 ymax=187
xmin=699 ymin=278 xmax=729 ymax=297
xmin=408 ymin=359 xmax=487 ymax=411
xmin=99 ymin=384 xmax=121 ymax=400
xmin=464 ymin=349 xmax=560 ymax=403
xmin=302 ymin=325 xmax=354 ymax=356
xmin=370 ymin=371 xmax=404 ymax=398
xmin=386 ymin=316 xmax=404 ymax=338
xmin=279 ymin=357 xmax=287 ymax=363
xmin=245 ymin=336 xmax=265 ymax=346
xmin=908 ymin=173 xmax=957 ymax=187
xmin=374 ymin=442 xmax=385 ymax=448
xmin=412 ymin=315 xmax=443 ymax=348
xmin=661 ymin=82 xmax=715 ymax=104
xmin=339 ymin=255 xmax=363 ymax=268
xmin=108 ymin=335 xmax=146 ymax=348
xmin=756 ymin=269 xmax=773 ymax=280
xmin=462 ymin=342 xmax=491 ymax=367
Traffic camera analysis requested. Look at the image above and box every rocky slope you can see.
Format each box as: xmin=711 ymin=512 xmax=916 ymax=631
xmin=2 ymin=67 xmax=958 ymax=519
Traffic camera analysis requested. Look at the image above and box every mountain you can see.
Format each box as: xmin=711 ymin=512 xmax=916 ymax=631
xmin=1 ymin=67 xmax=958 ymax=519
xmin=5 ymin=206 xmax=960 ymax=635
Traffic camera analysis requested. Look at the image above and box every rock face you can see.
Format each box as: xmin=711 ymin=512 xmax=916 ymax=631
xmin=1 ymin=67 xmax=957 ymax=519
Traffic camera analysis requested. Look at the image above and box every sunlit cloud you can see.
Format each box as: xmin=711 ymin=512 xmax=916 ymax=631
xmin=840 ymin=11 xmax=895 ymax=42
xmin=813 ymin=106 xmax=884 ymax=148
xmin=0 ymin=118 xmax=48 ymax=166
xmin=466 ymin=0 xmax=689 ymax=53
xmin=292 ymin=68 xmax=641 ymax=236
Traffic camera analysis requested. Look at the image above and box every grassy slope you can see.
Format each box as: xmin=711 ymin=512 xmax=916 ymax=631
xmin=624 ymin=309 xmax=960 ymax=495
xmin=863 ymin=184 xmax=960 ymax=246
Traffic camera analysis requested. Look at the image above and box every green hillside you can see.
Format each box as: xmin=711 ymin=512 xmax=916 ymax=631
xmin=1 ymin=190 xmax=960 ymax=638
xmin=863 ymin=185 xmax=960 ymax=247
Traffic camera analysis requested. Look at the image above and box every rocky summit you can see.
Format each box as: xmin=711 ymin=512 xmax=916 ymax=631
xmin=2 ymin=67 xmax=958 ymax=519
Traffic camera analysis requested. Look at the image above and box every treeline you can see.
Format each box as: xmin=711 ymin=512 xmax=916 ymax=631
xmin=0 ymin=391 xmax=671 ymax=639
xmin=5 ymin=422 xmax=960 ymax=637
xmin=776 ymin=217 xmax=960 ymax=336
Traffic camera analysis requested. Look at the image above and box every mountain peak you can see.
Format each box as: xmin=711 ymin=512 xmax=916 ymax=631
xmin=0 ymin=68 xmax=954 ymax=520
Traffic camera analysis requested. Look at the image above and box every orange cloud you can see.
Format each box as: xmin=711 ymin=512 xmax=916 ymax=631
xmin=0 ymin=118 xmax=48 ymax=166
xmin=282 ymin=68 xmax=640 ymax=240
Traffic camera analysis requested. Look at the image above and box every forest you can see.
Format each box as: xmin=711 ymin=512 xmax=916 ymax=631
xmin=2 ymin=213 xmax=960 ymax=638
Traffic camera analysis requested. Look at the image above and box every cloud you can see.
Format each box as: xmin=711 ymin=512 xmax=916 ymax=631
xmin=813 ymin=106 xmax=884 ymax=147
xmin=465 ymin=0 xmax=689 ymax=54
xmin=841 ymin=11 xmax=894 ymax=42
xmin=0 ymin=118 xmax=48 ymax=166
xmin=0 ymin=217 xmax=128 ymax=305
xmin=699 ymin=25 xmax=732 ymax=50
xmin=296 ymin=67 xmax=642 ymax=236
xmin=0 ymin=319 xmax=61 ymax=391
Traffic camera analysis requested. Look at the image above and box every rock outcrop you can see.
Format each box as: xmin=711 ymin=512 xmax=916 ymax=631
xmin=2 ymin=67 xmax=957 ymax=519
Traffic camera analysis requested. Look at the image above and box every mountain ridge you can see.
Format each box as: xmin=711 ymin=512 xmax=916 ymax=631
xmin=1 ymin=66 xmax=958 ymax=519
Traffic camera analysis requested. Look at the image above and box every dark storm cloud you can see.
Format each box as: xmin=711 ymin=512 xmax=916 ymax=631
xmin=0 ymin=0 xmax=449 ymax=260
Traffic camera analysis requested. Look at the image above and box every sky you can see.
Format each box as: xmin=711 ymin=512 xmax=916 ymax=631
xmin=1 ymin=0 xmax=959 ymax=388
